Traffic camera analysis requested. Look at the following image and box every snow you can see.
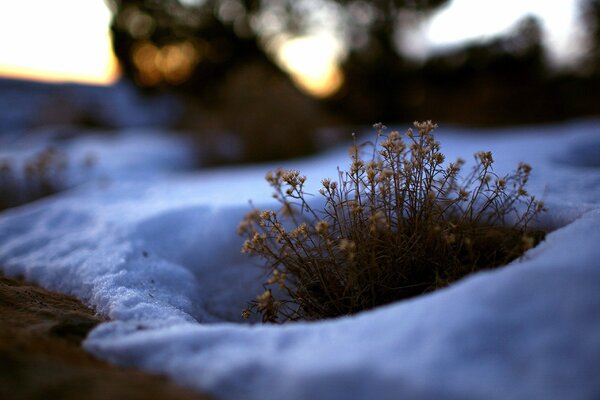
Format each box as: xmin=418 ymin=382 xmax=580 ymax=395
xmin=0 ymin=78 xmax=181 ymax=134
xmin=0 ymin=120 xmax=599 ymax=400
xmin=0 ymin=129 xmax=196 ymax=187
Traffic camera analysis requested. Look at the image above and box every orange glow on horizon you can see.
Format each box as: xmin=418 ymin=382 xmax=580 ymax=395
xmin=0 ymin=53 xmax=120 ymax=86
xmin=277 ymin=34 xmax=345 ymax=98
xmin=0 ymin=1 xmax=120 ymax=86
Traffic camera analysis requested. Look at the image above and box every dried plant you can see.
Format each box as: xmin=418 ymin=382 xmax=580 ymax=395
xmin=0 ymin=147 xmax=69 ymax=211
xmin=238 ymin=121 xmax=546 ymax=323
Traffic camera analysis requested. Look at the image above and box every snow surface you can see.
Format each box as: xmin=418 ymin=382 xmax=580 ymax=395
xmin=0 ymin=128 xmax=196 ymax=188
xmin=1 ymin=120 xmax=599 ymax=400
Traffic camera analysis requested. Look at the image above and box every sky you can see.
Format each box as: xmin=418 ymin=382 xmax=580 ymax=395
xmin=405 ymin=0 xmax=582 ymax=62
xmin=0 ymin=0 xmax=118 ymax=85
xmin=0 ymin=0 xmax=585 ymax=92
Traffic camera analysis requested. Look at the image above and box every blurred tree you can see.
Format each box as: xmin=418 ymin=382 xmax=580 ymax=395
xmin=106 ymin=0 xmax=337 ymax=162
xmin=581 ymin=0 xmax=600 ymax=76
xmin=105 ymin=0 xmax=450 ymax=161
xmin=107 ymin=0 xmax=273 ymax=90
xmin=411 ymin=16 xmax=553 ymax=125
xmin=106 ymin=1 xmax=597 ymax=154
xmin=327 ymin=0 xmax=449 ymax=122
xmin=106 ymin=0 xmax=449 ymax=91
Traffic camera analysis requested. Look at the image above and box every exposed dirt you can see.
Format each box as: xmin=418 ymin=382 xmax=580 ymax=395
xmin=0 ymin=275 xmax=211 ymax=400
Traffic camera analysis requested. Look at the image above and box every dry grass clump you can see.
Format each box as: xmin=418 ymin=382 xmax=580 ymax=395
xmin=238 ymin=121 xmax=546 ymax=323
xmin=0 ymin=147 xmax=69 ymax=211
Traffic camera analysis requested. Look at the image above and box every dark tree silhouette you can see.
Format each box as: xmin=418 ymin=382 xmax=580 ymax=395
xmin=412 ymin=16 xmax=553 ymax=124
xmin=106 ymin=0 xmax=338 ymax=162
xmin=105 ymin=0 xmax=449 ymax=91
xmin=106 ymin=0 xmax=277 ymax=91
xmin=581 ymin=0 xmax=600 ymax=76
xmin=325 ymin=0 xmax=449 ymax=121
xmin=104 ymin=0 xmax=450 ymax=162
xmin=105 ymin=0 xmax=599 ymax=159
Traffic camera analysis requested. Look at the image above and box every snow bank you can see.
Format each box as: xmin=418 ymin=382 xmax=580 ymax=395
xmin=0 ymin=120 xmax=599 ymax=400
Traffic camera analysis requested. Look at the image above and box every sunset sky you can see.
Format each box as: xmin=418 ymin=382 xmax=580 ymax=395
xmin=0 ymin=0 xmax=118 ymax=85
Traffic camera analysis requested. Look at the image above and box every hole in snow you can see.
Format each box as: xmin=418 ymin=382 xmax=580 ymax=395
xmin=132 ymin=205 xmax=264 ymax=323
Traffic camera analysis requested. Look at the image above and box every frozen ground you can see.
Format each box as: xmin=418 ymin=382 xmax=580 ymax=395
xmin=0 ymin=120 xmax=599 ymax=400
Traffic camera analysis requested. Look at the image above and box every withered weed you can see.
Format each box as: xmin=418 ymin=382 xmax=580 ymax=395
xmin=239 ymin=122 xmax=546 ymax=323
xmin=0 ymin=147 xmax=71 ymax=211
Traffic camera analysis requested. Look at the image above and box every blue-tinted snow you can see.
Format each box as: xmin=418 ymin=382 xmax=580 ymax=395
xmin=0 ymin=77 xmax=181 ymax=134
xmin=0 ymin=120 xmax=599 ymax=400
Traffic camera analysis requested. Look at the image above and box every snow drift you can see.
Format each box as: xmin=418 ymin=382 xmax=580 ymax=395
xmin=0 ymin=121 xmax=599 ymax=400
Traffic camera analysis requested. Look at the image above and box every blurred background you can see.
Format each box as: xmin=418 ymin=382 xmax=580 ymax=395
xmin=1 ymin=0 xmax=599 ymax=163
